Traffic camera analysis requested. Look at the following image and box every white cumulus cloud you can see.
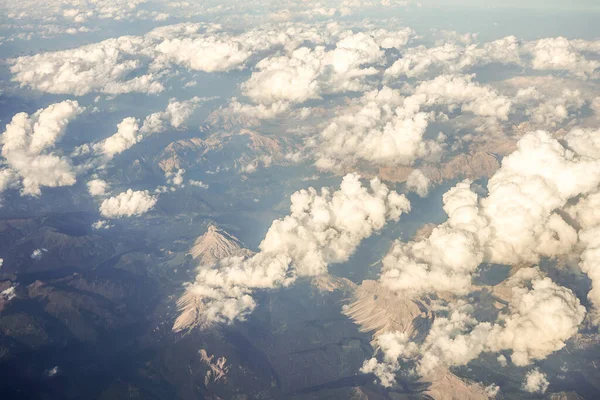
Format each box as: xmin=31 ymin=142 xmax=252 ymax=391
xmin=174 ymin=173 xmax=410 ymax=330
xmin=93 ymin=117 xmax=143 ymax=159
xmin=522 ymin=369 xmax=549 ymax=394
xmin=406 ymin=169 xmax=431 ymax=197
xmin=87 ymin=179 xmax=109 ymax=197
xmin=99 ymin=189 xmax=157 ymax=218
xmin=0 ymin=100 xmax=84 ymax=196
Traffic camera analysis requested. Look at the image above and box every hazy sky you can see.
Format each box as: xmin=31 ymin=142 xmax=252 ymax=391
xmin=417 ymin=0 xmax=600 ymax=10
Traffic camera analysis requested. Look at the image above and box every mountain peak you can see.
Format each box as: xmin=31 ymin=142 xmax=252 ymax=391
xmin=189 ymin=225 xmax=253 ymax=267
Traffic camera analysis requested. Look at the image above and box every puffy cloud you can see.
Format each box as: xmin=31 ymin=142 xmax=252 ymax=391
xmin=153 ymin=35 xmax=252 ymax=73
xmin=9 ymin=21 xmax=600 ymax=100
xmin=516 ymin=88 xmax=585 ymax=128
xmin=9 ymin=22 xmax=336 ymax=96
xmin=174 ymin=173 xmax=410 ymax=330
xmin=380 ymin=130 xmax=600 ymax=300
xmin=413 ymin=74 xmax=512 ymax=120
xmin=486 ymin=272 xmax=585 ymax=367
xmin=241 ymin=47 xmax=326 ymax=105
xmin=141 ymin=97 xmax=204 ymax=134
xmin=92 ymin=220 xmax=112 ymax=230
xmin=361 ymin=330 xmax=419 ymax=386
xmin=10 ymin=36 xmax=163 ymax=95
xmin=87 ymin=179 xmax=109 ymax=197
xmin=360 ymin=357 xmax=403 ymax=388
xmin=165 ymin=168 xmax=185 ymax=186
xmin=574 ymin=246 xmax=600 ymax=326
xmin=214 ymin=98 xmax=292 ymax=125
xmin=313 ymin=75 xmax=511 ymax=172
xmin=380 ymin=180 xmax=488 ymax=296
xmin=522 ymin=369 xmax=549 ymax=394
xmin=313 ymin=86 xmax=437 ymax=171
xmin=565 ymin=127 xmax=600 ymax=160
xmin=0 ymin=169 xmax=19 ymax=192
xmin=0 ymin=100 xmax=84 ymax=196
xmin=99 ymin=189 xmax=157 ymax=218
xmin=93 ymin=117 xmax=143 ymax=159
xmin=385 ymin=35 xmax=600 ymax=80
xmin=410 ymin=303 xmax=492 ymax=376
xmin=566 ymin=188 xmax=600 ymax=324
xmin=482 ymin=130 xmax=598 ymax=264
xmin=385 ymin=36 xmax=521 ymax=79
xmin=359 ymin=126 xmax=600 ymax=387
xmin=370 ymin=270 xmax=584 ymax=383
xmin=68 ymin=109 xmax=177 ymax=175
xmin=529 ymin=37 xmax=600 ymax=79
xmin=406 ymin=169 xmax=431 ymax=197
xmin=189 ymin=180 xmax=209 ymax=189
xmin=145 ymin=19 xmax=336 ymax=72
xmin=240 ymin=28 xmax=414 ymax=107
xmin=497 ymin=355 xmax=507 ymax=367
xmin=79 ymin=101 xmax=201 ymax=171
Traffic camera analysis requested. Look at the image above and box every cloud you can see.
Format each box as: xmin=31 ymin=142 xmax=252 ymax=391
xmin=3 ymin=0 xmax=148 ymax=23
xmin=189 ymin=179 xmax=209 ymax=189
xmin=522 ymin=369 xmax=549 ymax=394
xmin=564 ymin=127 xmax=600 ymax=160
xmin=9 ymin=22 xmax=337 ymax=96
xmin=152 ymin=31 xmax=252 ymax=73
xmin=515 ymin=87 xmax=585 ymax=128
xmin=174 ymin=173 xmax=410 ymax=330
xmin=368 ymin=269 xmax=584 ymax=383
xmin=313 ymin=86 xmax=437 ymax=171
xmin=380 ymin=130 xmax=600 ymax=299
xmin=358 ymin=127 xmax=600 ymax=387
xmin=141 ymin=97 xmax=205 ymax=134
xmin=92 ymin=220 xmax=112 ymax=230
xmin=93 ymin=117 xmax=143 ymax=159
xmin=384 ymin=36 xmax=522 ymax=79
xmin=213 ymin=99 xmax=294 ymax=126
xmin=486 ymin=272 xmax=585 ymax=367
xmin=384 ymin=35 xmax=599 ymax=80
xmin=239 ymin=28 xmax=414 ymax=109
xmin=99 ymin=189 xmax=157 ymax=218
xmin=482 ymin=130 xmax=598 ymax=264
xmin=361 ymin=356 xmax=405 ymax=388
xmin=87 ymin=179 xmax=109 ymax=197
xmin=0 ymin=169 xmax=19 ymax=192
xmin=497 ymin=355 xmax=507 ymax=367
xmin=406 ymin=169 xmax=431 ymax=197
xmin=165 ymin=168 xmax=185 ymax=186
xmin=313 ymin=75 xmax=511 ymax=172
xmin=1 ymin=285 xmax=16 ymax=302
xmin=76 ymin=100 xmax=201 ymax=172
xmin=0 ymin=100 xmax=84 ymax=196
xmin=379 ymin=179 xmax=487 ymax=296
xmin=10 ymin=36 xmax=163 ymax=95
xmin=529 ymin=37 xmax=600 ymax=78
xmin=31 ymin=248 xmax=47 ymax=260
xmin=9 ymin=21 xmax=600 ymax=101
xmin=566 ymin=188 xmax=600 ymax=324
xmin=414 ymin=74 xmax=513 ymax=120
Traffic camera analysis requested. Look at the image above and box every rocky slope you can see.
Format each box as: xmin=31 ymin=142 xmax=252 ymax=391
xmin=188 ymin=225 xmax=253 ymax=267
